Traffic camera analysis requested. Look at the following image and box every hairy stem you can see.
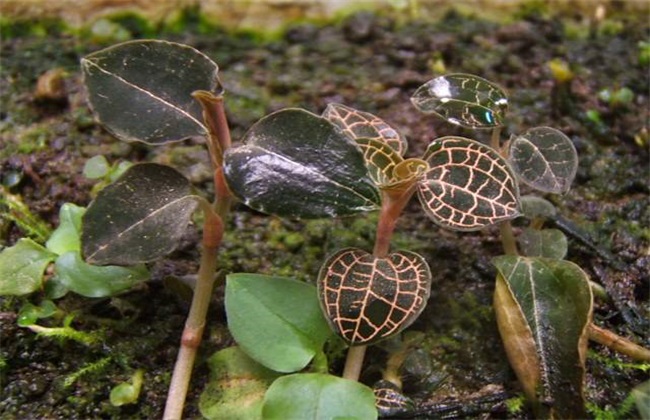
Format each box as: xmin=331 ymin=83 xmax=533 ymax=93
xmin=589 ymin=323 xmax=650 ymax=362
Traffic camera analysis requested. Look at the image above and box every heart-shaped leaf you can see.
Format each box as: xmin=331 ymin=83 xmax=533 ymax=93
xmin=263 ymin=373 xmax=378 ymax=420
xmin=224 ymin=109 xmax=380 ymax=219
xmin=82 ymin=163 xmax=198 ymax=265
xmin=418 ymin=136 xmax=520 ymax=231
xmin=225 ymin=274 xmax=333 ymax=373
xmin=508 ymin=127 xmax=578 ymax=194
xmin=0 ymin=238 xmax=56 ymax=296
xmin=518 ymin=228 xmax=568 ymax=259
xmin=411 ymin=74 xmax=508 ymax=128
xmin=493 ymin=256 xmax=592 ymax=419
xmin=81 ymin=40 xmax=218 ymax=144
xmin=323 ymin=103 xmax=408 ymax=156
xmin=317 ymin=248 xmax=431 ymax=345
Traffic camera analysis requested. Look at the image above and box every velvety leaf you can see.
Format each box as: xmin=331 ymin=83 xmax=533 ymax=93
xmin=0 ymin=239 xmax=56 ymax=295
xmin=493 ymin=256 xmax=593 ymax=419
xmin=323 ymin=103 xmax=408 ymax=156
xmin=373 ymin=380 xmax=415 ymax=418
xmin=82 ymin=163 xmax=198 ymax=265
xmin=223 ymin=109 xmax=380 ymax=218
xmin=418 ymin=136 xmax=520 ymax=231
xmin=81 ymin=40 xmax=218 ymax=144
xmin=318 ymin=248 xmax=431 ymax=345
xmin=200 ymin=347 xmax=280 ymax=420
xmin=508 ymin=127 xmax=578 ymax=194
xmin=46 ymin=203 xmax=85 ymax=255
xmin=225 ymin=274 xmax=333 ymax=373
xmin=54 ymin=252 xmax=149 ymax=297
xmin=262 ymin=373 xmax=378 ymax=420
xmin=518 ymin=228 xmax=568 ymax=259
xmin=411 ymin=73 xmax=508 ymax=128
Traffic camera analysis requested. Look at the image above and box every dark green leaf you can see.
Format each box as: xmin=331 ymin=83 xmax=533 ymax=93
xmin=318 ymin=248 xmax=431 ymax=345
xmin=493 ymin=256 xmax=592 ymax=419
xmin=55 ymin=252 xmax=149 ymax=297
xmin=262 ymin=373 xmax=378 ymax=420
xmin=200 ymin=347 xmax=280 ymax=420
xmin=373 ymin=380 xmax=415 ymax=418
xmin=46 ymin=203 xmax=85 ymax=255
xmin=418 ymin=136 xmax=520 ymax=231
xmin=82 ymin=163 xmax=198 ymax=265
xmin=81 ymin=40 xmax=218 ymax=144
xmin=0 ymin=238 xmax=56 ymax=295
xmin=225 ymin=274 xmax=333 ymax=373
xmin=323 ymin=103 xmax=408 ymax=156
xmin=508 ymin=127 xmax=578 ymax=194
xmin=411 ymin=74 xmax=508 ymax=128
xmin=518 ymin=228 xmax=568 ymax=259
xmin=224 ymin=109 xmax=380 ymax=218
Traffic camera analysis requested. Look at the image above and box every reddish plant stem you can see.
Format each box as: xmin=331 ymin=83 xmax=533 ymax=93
xmin=589 ymin=323 xmax=650 ymax=362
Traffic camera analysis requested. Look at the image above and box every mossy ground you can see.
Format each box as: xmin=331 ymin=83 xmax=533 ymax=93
xmin=1 ymin=3 xmax=648 ymax=418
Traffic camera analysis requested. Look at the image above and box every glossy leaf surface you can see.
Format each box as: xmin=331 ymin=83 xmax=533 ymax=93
xmin=55 ymin=252 xmax=149 ymax=297
xmin=318 ymin=248 xmax=431 ymax=345
xmin=518 ymin=228 xmax=568 ymax=259
xmin=508 ymin=127 xmax=578 ymax=194
xmin=200 ymin=347 xmax=280 ymax=420
xmin=225 ymin=274 xmax=332 ymax=373
xmin=82 ymin=163 xmax=198 ymax=265
xmin=45 ymin=203 xmax=85 ymax=255
xmin=81 ymin=40 xmax=218 ymax=144
xmin=493 ymin=256 xmax=592 ymax=419
xmin=263 ymin=373 xmax=378 ymax=420
xmin=224 ymin=109 xmax=380 ymax=218
xmin=0 ymin=239 xmax=56 ymax=295
xmin=418 ymin=136 xmax=520 ymax=231
xmin=411 ymin=73 xmax=508 ymax=128
xmin=323 ymin=103 xmax=408 ymax=156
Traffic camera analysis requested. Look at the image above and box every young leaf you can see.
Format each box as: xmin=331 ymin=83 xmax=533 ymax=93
xmin=518 ymin=228 xmax=568 ymax=259
xmin=0 ymin=238 xmax=56 ymax=295
xmin=508 ymin=127 xmax=578 ymax=194
xmin=493 ymin=256 xmax=593 ymax=419
xmin=323 ymin=103 xmax=408 ymax=156
xmin=317 ymin=248 xmax=431 ymax=345
xmin=355 ymin=138 xmax=404 ymax=187
xmin=200 ymin=347 xmax=280 ymax=420
xmin=520 ymin=195 xmax=557 ymax=219
xmin=54 ymin=252 xmax=149 ymax=298
xmin=262 ymin=373 xmax=378 ymax=420
xmin=225 ymin=274 xmax=333 ymax=373
xmin=45 ymin=203 xmax=85 ymax=255
xmin=418 ymin=136 xmax=520 ymax=231
xmin=81 ymin=40 xmax=218 ymax=144
xmin=224 ymin=109 xmax=380 ymax=218
xmin=411 ymin=74 xmax=508 ymax=128
xmin=82 ymin=163 xmax=198 ymax=265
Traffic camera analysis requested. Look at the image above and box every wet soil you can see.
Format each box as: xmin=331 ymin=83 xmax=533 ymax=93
xmin=1 ymin=5 xmax=648 ymax=419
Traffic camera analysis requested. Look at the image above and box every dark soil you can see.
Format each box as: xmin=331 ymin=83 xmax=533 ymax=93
xmin=1 ymin=5 xmax=648 ymax=419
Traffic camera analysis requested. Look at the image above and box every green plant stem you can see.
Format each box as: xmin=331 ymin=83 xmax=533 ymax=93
xmin=343 ymin=345 xmax=367 ymax=381
xmin=588 ymin=323 xmax=650 ymax=362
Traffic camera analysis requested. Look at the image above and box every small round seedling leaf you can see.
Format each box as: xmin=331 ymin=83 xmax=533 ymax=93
xmin=224 ymin=109 xmax=380 ymax=218
xmin=518 ymin=228 xmax=568 ymax=259
xmin=225 ymin=274 xmax=333 ymax=373
xmin=318 ymin=248 xmax=432 ymax=346
xmin=54 ymin=252 xmax=149 ymax=297
xmin=520 ymin=195 xmax=557 ymax=219
xmin=418 ymin=136 xmax=520 ymax=231
xmin=82 ymin=163 xmax=198 ymax=265
xmin=262 ymin=373 xmax=378 ymax=420
xmin=81 ymin=40 xmax=218 ymax=144
xmin=508 ymin=127 xmax=578 ymax=194
xmin=323 ymin=103 xmax=408 ymax=156
xmin=411 ymin=74 xmax=508 ymax=128
xmin=0 ymin=239 xmax=56 ymax=296
xmin=493 ymin=256 xmax=592 ymax=419
xmin=46 ymin=203 xmax=85 ymax=255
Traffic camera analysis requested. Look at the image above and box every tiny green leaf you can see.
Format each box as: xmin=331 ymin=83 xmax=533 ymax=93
xmin=493 ymin=256 xmax=593 ymax=419
xmin=323 ymin=103 xmax=408 ymax=156
xmin=0 ymin=238 xmax=56 ymax=296
xmin=262 ymin=373 xmax=378 ymax=420
xmin=46 ymin=203 xmax=85 ymax=255
xmin=411 ymin=73 xmax=508 ymax=128
xmin=520 ymin=195 xmax=557 ymax=219
xmin=82 ymin=163 xmax=198 ymax=265
xmin=418 ymin=136 xmax=520 ymax=231
xmin=224 ymin=109 xmax=380 ymax=218
xmin=318 ymin=248 xmax=432 ymax=345
xmin=83 ymin=155 xmax=111 ymax=179
xmin=225 ymin=274 xmax=333 ymax=373
xmin=81 ymin=40 xmax=218 ymax=144
xmin=518 ymin=228 xmax=568 ymax=259
xmin=508 ymin=127 xmax=578 ymax=194
xmin=17 ymin=300 xmax=58 ymax=327
xmin=110 ymin=369 xmax=143 ymax=406
xmin=54 ymin=252 xmax=149 ymax=297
